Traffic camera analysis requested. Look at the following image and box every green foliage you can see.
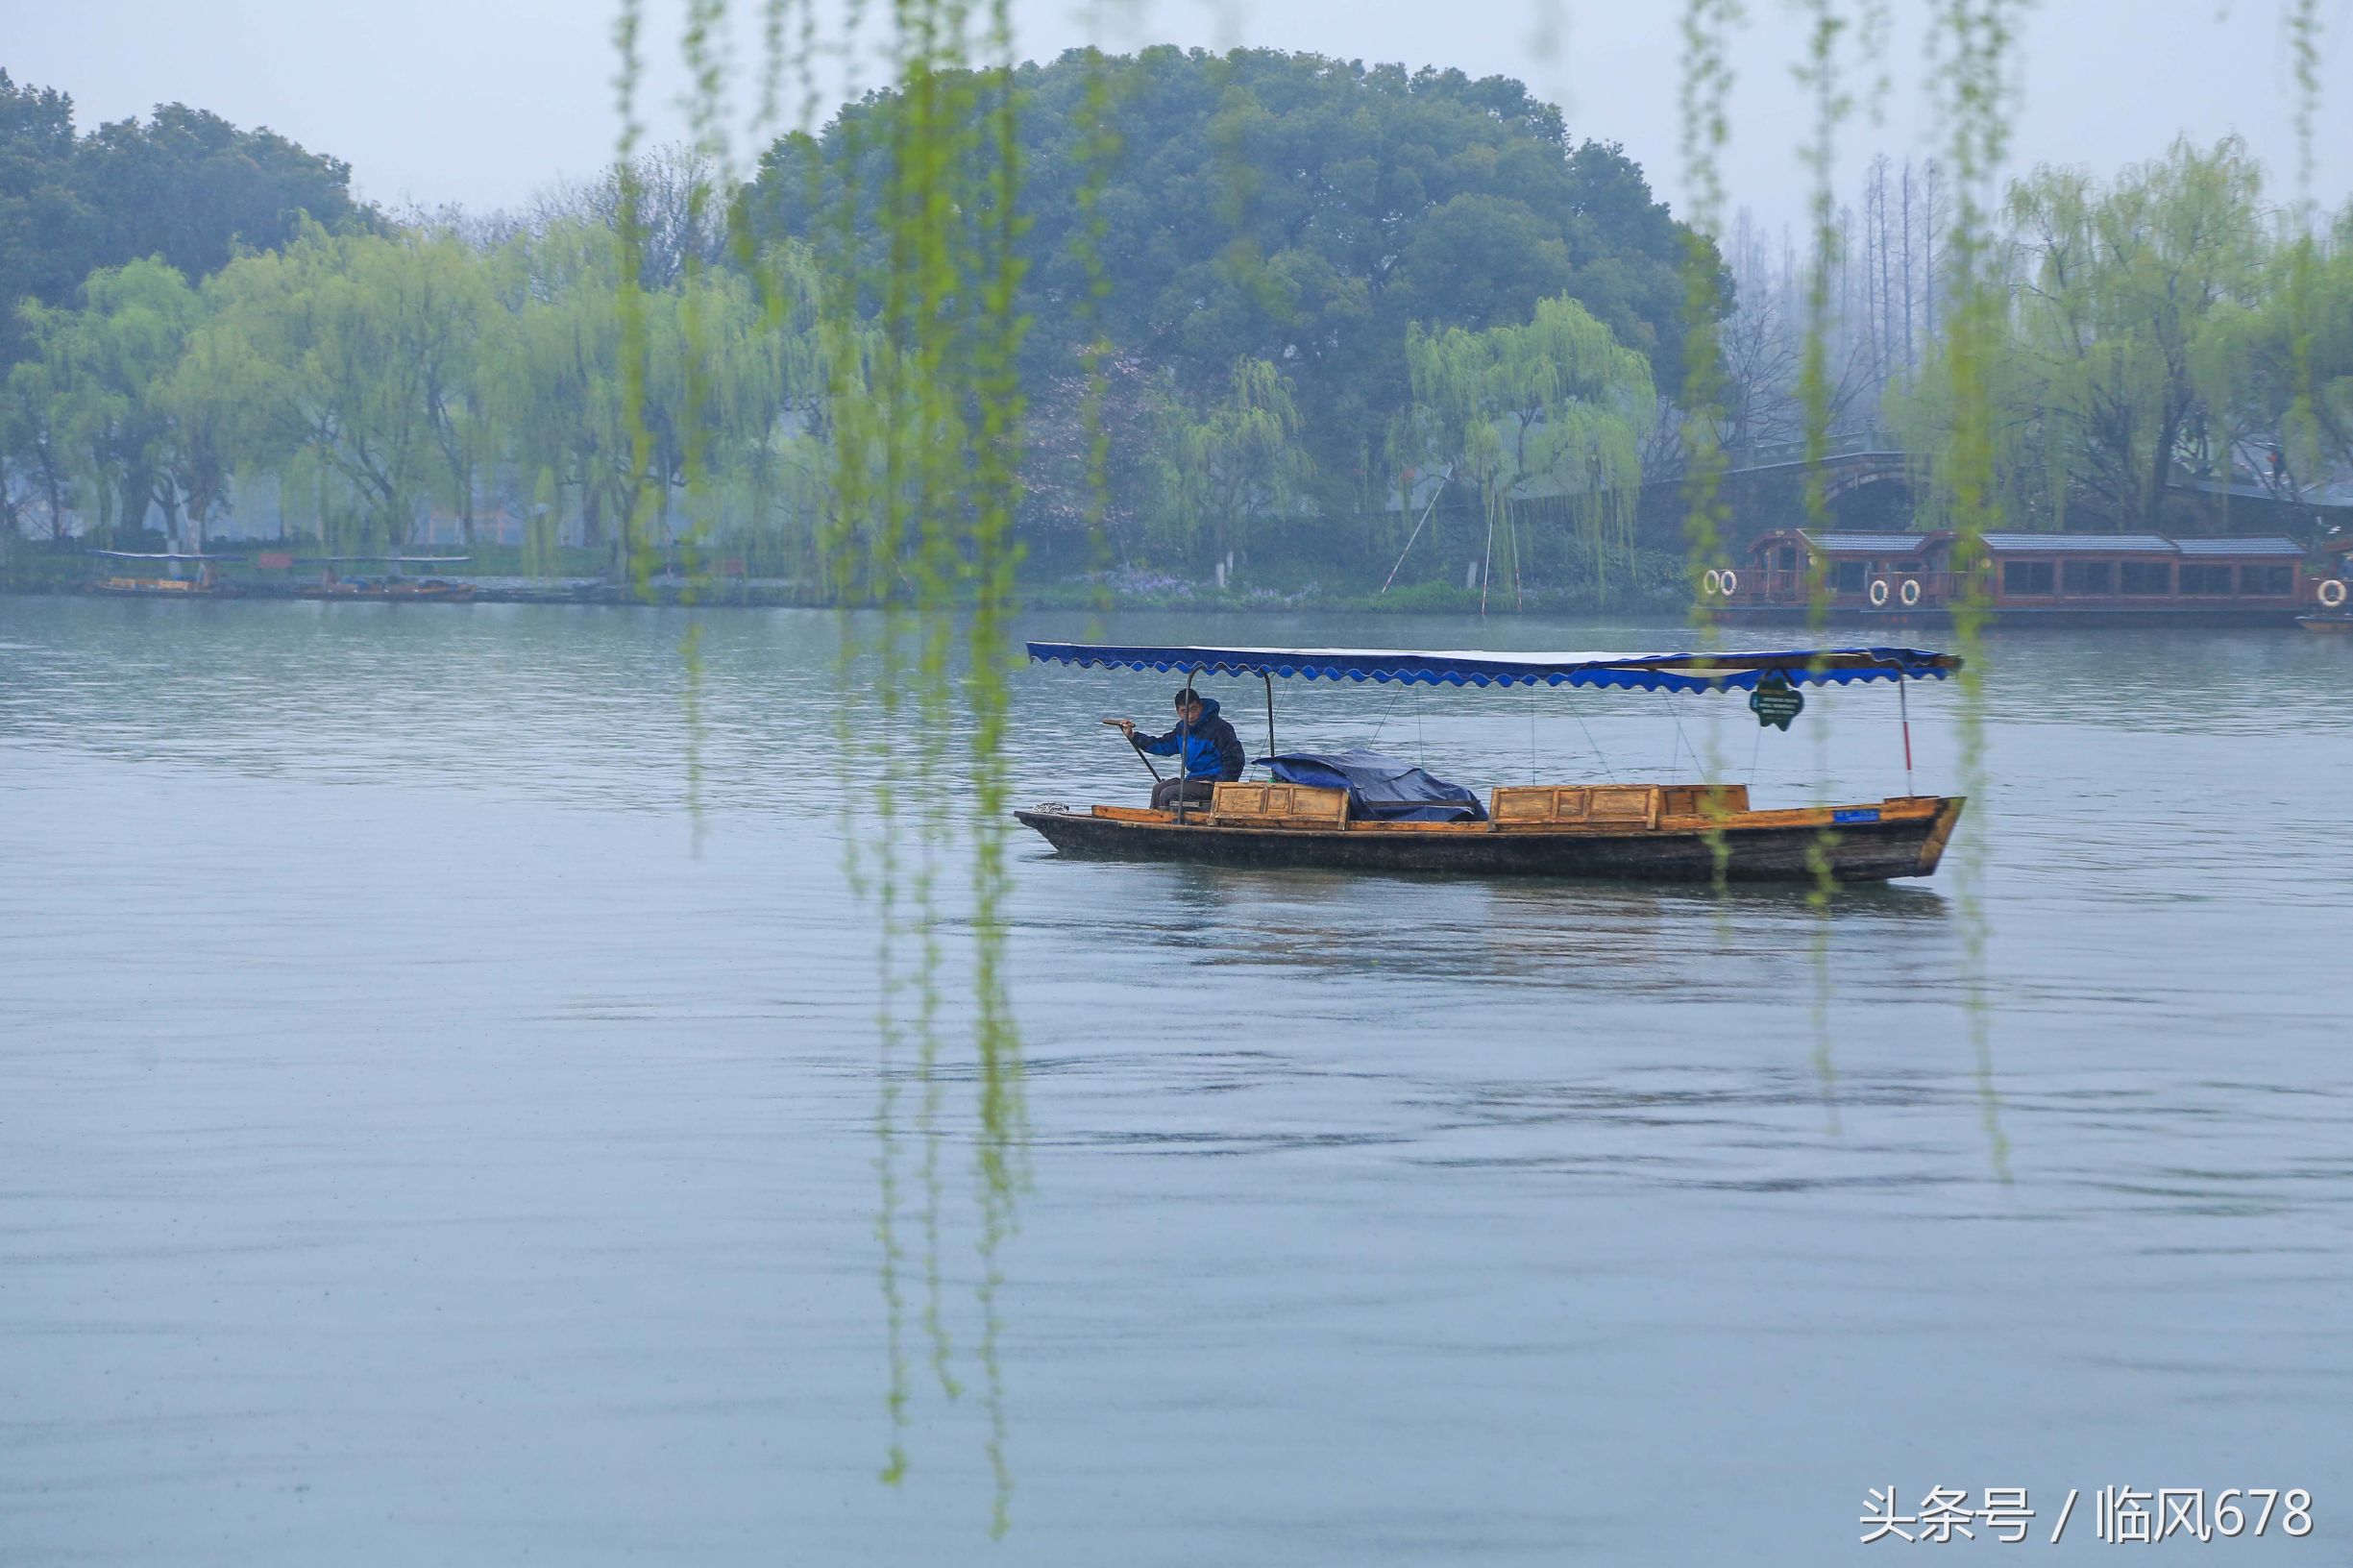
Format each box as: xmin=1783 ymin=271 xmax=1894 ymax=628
xmin=1143 ymin=355 xmax=1313 ymax=565
xmin=1676 ymin=0 xmax=1742 ymax=595
xmin=0 ymin=69 xmax=368 ymax=371
xmin=1 ymin=210 xmax=835 ymax=568
xmin=491 ymin=220 xmax=818 ymax=570
xmin=184 ymin=224 xmax=501 ymax=553
xmin=1892 ymin=136 xmax=2350 ymax=532
xmin=2 ymin=49 xmax=1719 ymax=597
xmin=15 ymin=257 xmax=204 ymax=545
xmin=0 ymin=72 xmax=85 ymax=373
xmin=2199 ymin=208 xmax=2353 ymax=490
xmin=1400 ymin=294 xmax=1655 ymax=606
xmin=748 ymin=46 xmax=1718 ymax=527
xmin=0 ymin=348 xmax=75 ymax=539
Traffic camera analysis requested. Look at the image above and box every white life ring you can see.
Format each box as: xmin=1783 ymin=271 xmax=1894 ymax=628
xmin=1703 ymin=568 xmax=1724 ymax=597
xmin=1869 ymin=577 xmax=1890 ymax=606
xmin=1900 ymin=577 xmax=1922 ymax=606
xmin=1719 ymin=568 xmax=1738 ymax=596
xmin=2321 ymin=577 xmax=2349 ymax=609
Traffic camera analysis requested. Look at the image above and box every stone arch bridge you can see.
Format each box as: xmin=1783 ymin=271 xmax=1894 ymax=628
xmin=1634 ymin=428 xmax=1915 ymax=540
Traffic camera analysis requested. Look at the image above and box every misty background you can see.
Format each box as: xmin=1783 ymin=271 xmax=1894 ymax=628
xmin=11 ymin=0 xmax=2348 ymax=232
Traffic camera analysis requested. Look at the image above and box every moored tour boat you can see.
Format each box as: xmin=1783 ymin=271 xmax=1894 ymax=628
xmin=294 ymin=576 xmax=478 ymax=602
xmin=86 ymin=551 xmax=240 ymax=597
xmin=1705 ymin=528 xmax=2327 ymax=625
xmin=293 ymin=556 xmax=478 ymax=602
xmin=1016 ymin=642 xmax=1966 ymax=884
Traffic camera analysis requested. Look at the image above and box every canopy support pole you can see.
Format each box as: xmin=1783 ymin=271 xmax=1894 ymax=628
xmin=1899 ymin=676 xmax=1915 ymax=796
xmin=1263 ymin=673 xmax=1277 ymax=769
xmin=1175 ymin=664 xmax=1203 ymax=822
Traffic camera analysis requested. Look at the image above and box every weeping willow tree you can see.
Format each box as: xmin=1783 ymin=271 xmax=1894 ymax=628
xmin=1924 ymin=0 xmax=2022 ymax=1179
xmin=608 ymin=0 xmax=1033 ymax=1536
xmin=2210 ymin=207 xmax=2353 ymax=486
xmin=584 ymin=0 xmax=2341 ymax=1536
xmin=1677 ymin=0 xmax=1739 ymax=605
xmin=2279 ymin=0 xmax=2330 ymax=497
xmin=1671 ymin=0 xmax=2021 ymax=1161
xmin=1668 ymin=0 xmax=1998 ymax=1154
xmin=1883 ymin=136 xmax=2353 ymax=536
xmin=1145 ymin=354 xmax=1313 ymax=572
xmin=1677 ymin=0 xmax=1744 ymax=888
xmin=2010 ymin=140 xmax=2267 ymax=529
xmin=171 ymin=224 xmax=502 ymax=557
xmin=14 ymin=258 xmax=205 ymax=550
xmin=1401 ymin=294 xmax=1654 ymax=610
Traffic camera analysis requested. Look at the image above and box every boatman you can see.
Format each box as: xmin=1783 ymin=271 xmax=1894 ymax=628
xmin=1116 ymin=688 xmax=1247 ymax=812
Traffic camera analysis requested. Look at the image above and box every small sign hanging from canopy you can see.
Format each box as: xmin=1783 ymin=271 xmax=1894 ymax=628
xmin=1748 ymin=674 xmax=1804 ymax=729
xmin=1024 ymin=642 xmax=1958 ymax=695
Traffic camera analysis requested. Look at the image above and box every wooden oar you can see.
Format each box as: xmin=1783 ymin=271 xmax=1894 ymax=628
xmin=1102 ymin=718 xmax=1164 ymax=783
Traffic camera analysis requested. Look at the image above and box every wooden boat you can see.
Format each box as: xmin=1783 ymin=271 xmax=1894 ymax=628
xmin=92 ymin=575 xmax=232 ymax=597
xmin=86 ymin=551 xmax=239 ymax=597
xmin=294 ymin=576 xmax=477 ymax=602
xmin=1016 ymin=643 xmax=1967 ymax=884
xmin=2297 ymin=613 xmax=2353 ymax=633
xmin=293 ymin=557 xmax=478 ymax=602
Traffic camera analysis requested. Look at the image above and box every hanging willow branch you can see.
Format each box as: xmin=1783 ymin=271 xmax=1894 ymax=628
xmin=1931 ymin=0 xmax=2022 ymax=1182
xmin=615 ymin=0 xmax=1031 ymax=1531
xmin=1678 ymin=0 xmax=1741 ymax=885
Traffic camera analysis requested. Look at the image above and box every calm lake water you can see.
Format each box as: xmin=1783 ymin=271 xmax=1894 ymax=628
xmin=3 ymin=597 xmax=2347 ymax=1563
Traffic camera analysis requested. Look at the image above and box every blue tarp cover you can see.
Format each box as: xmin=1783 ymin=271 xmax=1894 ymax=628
xmin=1264 ymin=750 xmax=1487 ymax=822
xmin=1026 ymin=642 xmax=1956 ymax=692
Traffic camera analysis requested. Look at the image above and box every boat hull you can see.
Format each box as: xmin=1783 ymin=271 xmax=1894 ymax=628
xmin=1015 ymin=796 xmax=1965 ymax=883
xmin=90 ymin=577 xmax=235 ymax=598
xmin=291 ymin=581 xmax=478 ymax=602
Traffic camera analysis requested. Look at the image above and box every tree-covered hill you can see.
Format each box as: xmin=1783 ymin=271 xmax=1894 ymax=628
xmin=0 ymin=68 xmax=371 ymax=368
xmin=748 ymin=47 xmax=1720 ymax=524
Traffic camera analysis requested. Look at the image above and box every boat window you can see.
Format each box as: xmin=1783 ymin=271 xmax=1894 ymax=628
xmin=2120 ymin=560 xmax=2172 ymax=594
xmin=2178 ymin=563 xmax=2234 ymax=595
xmin=1777 ymin=547 xmax=1799 ymax=571
xmin=2239 ymin=564 xmax=2292 ymax=596
xmin=2001 ymin=560 xmax=2054 ymax=595
xmin=1896 ymin=558 xmax=1922 ymax=573
xmin=2060 ymin=560 xmax=2114 ymax=595
xmin=1832 ymin=560 xmax=1867 ymax=593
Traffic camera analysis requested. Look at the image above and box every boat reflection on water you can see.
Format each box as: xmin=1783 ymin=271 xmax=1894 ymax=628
xmin=1021 ymin=853 xmax=2014 ymax=1192
xmin=1036 ymin=854 xmax=1947 ymax=988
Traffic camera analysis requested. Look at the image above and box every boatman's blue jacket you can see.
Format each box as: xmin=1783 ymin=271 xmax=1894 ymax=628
xmin=1133 ymin=698 xmax=1247 ymax=781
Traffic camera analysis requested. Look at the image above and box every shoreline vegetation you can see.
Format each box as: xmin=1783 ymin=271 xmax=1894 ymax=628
xmin=0 ymin=537 xmax=1697 ymax=613
xmin=3 ymin=53 xmax=2347 ymax=603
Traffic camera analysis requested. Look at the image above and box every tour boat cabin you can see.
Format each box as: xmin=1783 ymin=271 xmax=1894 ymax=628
xmin=1709 ymin=529 xmax=2317 ymax=623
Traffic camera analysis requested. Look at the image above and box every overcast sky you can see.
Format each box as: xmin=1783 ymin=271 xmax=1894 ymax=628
xmin=7 ymin=0 xmax=2347 ymax=232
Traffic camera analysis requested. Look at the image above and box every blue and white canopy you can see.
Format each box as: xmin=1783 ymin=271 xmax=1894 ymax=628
xmin=1027 ymin=642 xmax=1958 ymax=693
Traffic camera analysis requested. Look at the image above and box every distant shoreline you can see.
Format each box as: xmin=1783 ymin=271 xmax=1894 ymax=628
xmin=0 ymin=576 xmax=1686 ymax=616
